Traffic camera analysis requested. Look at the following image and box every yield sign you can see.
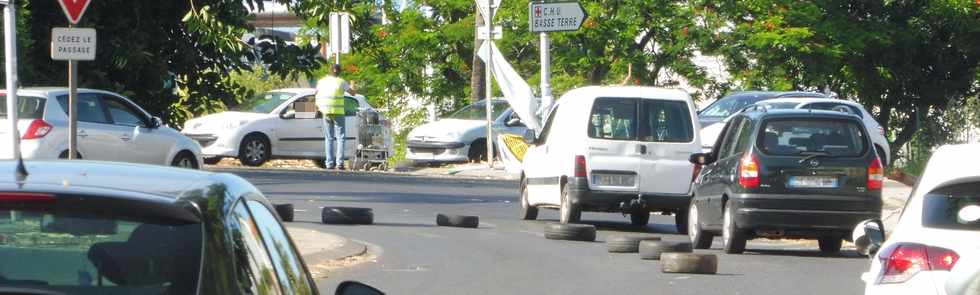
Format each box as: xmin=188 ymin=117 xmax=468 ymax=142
xmin=57 ymin=0 xmax=93 ymax=25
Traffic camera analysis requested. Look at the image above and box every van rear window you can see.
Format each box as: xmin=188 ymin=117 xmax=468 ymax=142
xmin=0 ymin=95 xmax=46 ymax=119
xmin=589 ymin=97 xmax=693 ymax=142
xmin=589 ymin=97 xmax=637 ymax=140
xmin=757 ymin=118 xmax=867 ymax=156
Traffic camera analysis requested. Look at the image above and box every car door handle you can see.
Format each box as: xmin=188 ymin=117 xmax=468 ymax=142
xmin=77 ymin=130 xmax=88 ymax=138
xmin=636 ymin=145 xmax=647 ymax=155
xmin=120 ymin=134 xmax=132 ymax=141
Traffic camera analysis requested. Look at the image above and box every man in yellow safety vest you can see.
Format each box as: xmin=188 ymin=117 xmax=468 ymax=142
xmin=315 ymin=64 xmax=350 ymax=170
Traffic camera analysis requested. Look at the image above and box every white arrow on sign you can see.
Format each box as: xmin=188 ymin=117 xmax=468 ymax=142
xmin=477 ymin=26 xmax=502 ymax=40
xmin=529 ymin=2 xmax=588 ymax=33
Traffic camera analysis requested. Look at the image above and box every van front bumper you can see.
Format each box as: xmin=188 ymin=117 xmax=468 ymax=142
xmin=565 ymin=176 xmax=691 ymax=212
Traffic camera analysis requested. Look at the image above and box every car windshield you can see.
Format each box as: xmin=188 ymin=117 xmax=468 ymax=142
xmin=758 ymin=118 xmax=867 ymax=156
xmin=0 ymin=95 xmax=46 ymax=119
xmin=922 ymin=182 xmax=980 ymax=231
xmin=235 ymin=92 xmax=296 ymax=114
xmin=0 ymin=208 xmax=202 ymax=294
xmin=448 ymin=101 xmax=509 ymax=120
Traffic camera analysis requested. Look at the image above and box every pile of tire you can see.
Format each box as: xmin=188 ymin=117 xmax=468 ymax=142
xmin=543 ymin=223 xmax=596 ymax=242
xmin=321 ymin=207 xmax=374 ymax=225
xmin=436 ymin=214 xmax=479 ymax=228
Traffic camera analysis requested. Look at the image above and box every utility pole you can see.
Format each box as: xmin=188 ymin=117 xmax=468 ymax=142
xmin=471 ymin=6 xmax=486 ymax=103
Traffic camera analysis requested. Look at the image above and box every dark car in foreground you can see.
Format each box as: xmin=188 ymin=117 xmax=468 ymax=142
xmin=686 ymin=109 xmax=883 ymax=254
xmin=0 ymin=160 xmax=381 ymax=295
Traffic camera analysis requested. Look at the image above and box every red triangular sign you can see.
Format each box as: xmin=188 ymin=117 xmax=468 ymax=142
xmin=57 ymin=0 xmax=92 ymax=25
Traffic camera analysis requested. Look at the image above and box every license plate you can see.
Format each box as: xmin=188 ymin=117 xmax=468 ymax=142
xmin=592 ymin=174 xmax=635 ymax=187
xmin=787 ymin=176 xmax=839 ymax=188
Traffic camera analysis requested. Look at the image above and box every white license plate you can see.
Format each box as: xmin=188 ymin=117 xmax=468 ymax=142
xmin=592 ymin=174 xmax=635 ymax=187
xmin=787 ymin=176 xmax=839 ymax=188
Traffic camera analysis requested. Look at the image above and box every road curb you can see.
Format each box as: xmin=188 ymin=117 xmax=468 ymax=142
xmin=286 ymin=225 xmax=368 ymax=265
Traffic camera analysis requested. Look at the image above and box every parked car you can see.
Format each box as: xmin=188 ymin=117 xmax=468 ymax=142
xmin=520 ymin=86 xmax=702 ymax=231
xmin=700 ymin=97 xmax=891 ymax=164
xmin=181 ymin=88 xmax=392 ymax=167
xmin=0 ymin=88 xmax=203 ymax=169
xmin=698 ymin=91 xmax=827 ymax=128
xmin=0 ymin=159 xmax=384 ymax=294
xmin=687 ymin=108 xmax=883 ymax=254
xmin=406 ymin=99 xmax=527 ymax=164
xmin=852 ymin=143 xmax=979 ymax=295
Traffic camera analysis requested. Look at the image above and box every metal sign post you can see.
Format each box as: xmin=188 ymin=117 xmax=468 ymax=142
xmin=3 ymin=0 xmax=22 ymax=168
xmin=53 ymin=0 xmax=93 ymax=159
xmin=530 ymin=1 xmax=586 ymax=114
xmin=477 ymin=0 xmax=499 ymax=168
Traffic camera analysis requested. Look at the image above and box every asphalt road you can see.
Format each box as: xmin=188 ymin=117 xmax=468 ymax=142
xmin=218 ymin=168 xmax=871 ymax=295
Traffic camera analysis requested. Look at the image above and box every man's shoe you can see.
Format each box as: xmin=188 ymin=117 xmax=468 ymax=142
xmin=336 ymin=165 xmax=345 ymax=171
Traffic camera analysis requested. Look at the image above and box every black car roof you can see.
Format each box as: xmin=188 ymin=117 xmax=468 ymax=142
xmin=722 ymin=91 xmax=827 ymax=100
xmin=741 ymin=108 xmax=863 ymax=121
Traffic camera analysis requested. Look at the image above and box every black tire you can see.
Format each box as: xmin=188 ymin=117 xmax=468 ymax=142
xmin=58 ymin=150 xmax=82 ymax=159
xmin=436 ymin=214 xmax=479 ymax=228
xmin=321 ymin=207 xmax=374 ymax=225
xmin=639 ymin=240 xmax=693 ymax=260
xmin=661 ymin=253 xmax=719 ymax=274
xmin=722 ymin=202 xmax=748 ymax=254
xmin=675 ymin=209 xmax=689 ymax=234
xmin=312 ymin=159 xmax=327 ymax=169
xmin=630 ymin=211 xmax=650 ymax=226
xmin=559 ymin=185 xmax=581 ymax=224
xmin=818 ymin=237 xmax=843 ymax=254
xmin=688 ymin=201 xmax=714 ymax=249
xmin=544 ymin=223 xmax=596 ymax=242
xmin=170 ymin=151 xmax=199 ymax=169
xmin=467 ymin=139 xmax=487 ymax=162
xmin=519 ymin=178 xmax=538 ymax=220
xmin=606 ymin=235 xmax=661 ymax=253
xmin=239 ymin=134 xmax=271 ymax=167
xmin=203 ymin=157 xmax=222 ymax=165
xmin=274 ymin=204 xmax=294 ymax=222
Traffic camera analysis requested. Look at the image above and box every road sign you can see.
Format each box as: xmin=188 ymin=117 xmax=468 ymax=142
xmin=477 ymin=26 xmax=502 ymax=40
xmin=329 ymin=12 xmax=351 ymax=55
xmin=51 ymin=27 xmax=96 ymax=61
xmin=57 ymin=0 xmax=92 ymax=25
xmin=529 ymin=1 xmax=587 ymax=33
xmin=476 ymin=0 xmax=499 ymax=24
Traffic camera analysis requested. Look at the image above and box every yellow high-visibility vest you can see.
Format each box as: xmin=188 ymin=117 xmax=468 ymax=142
xmin=316 ymin=76 xmax=347 ymax=117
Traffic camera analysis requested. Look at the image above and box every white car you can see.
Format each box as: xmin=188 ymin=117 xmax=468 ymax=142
xmin=406 ymin=100 xmax=527 ymax=164
xmin=854 ymin=143 xmax=980 ymax=294
xmin=181 ymin=88 xmax=390 ymax=167
xmin=700 ymin=97 xmax=891 ymax=164
xmin=0 ymin=88 xmax=203 ymax=168
xmin=520 ymin=86 xmax=702 ymax=230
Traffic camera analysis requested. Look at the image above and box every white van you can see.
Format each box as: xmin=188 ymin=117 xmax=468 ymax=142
xmin=520 ymin=86 xmax=702 ymax=232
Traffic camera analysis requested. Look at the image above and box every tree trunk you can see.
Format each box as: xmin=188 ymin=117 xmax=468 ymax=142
xmin=470 ymin=6 xmax=486 ymax=103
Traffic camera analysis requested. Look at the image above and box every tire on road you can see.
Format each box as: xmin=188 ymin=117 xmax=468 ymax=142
xmin=321 ymin=207 xmax=374 ymax=225
xmin=661 ymin=253 xmax=718 ymax=274
xmin=818 ymin=237 xmax=843 ymax=254
xmin=639 ymin=240 xmax=693 ymax=260
xmin=436 ymin=214 xmax=479 ymax=228
xmin=544 ymin=223 xmax=596 ymax=242
xmin=273 ymin=203 xmax=294 ymax=222
xmin=607 ymin=235 xmax=661 ymax=253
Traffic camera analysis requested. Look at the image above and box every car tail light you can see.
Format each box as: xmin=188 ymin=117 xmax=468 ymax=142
xmin=868 ymin=157 xmax=884 ymax=190
xmin=738 ymin=154 xmax=759 ymax=188
xmin=574 ymin=155 xmax=587 ymax=178
xmin=22 ymin=119 xmax=52 ymax=139
xmin=0 ymin=192 xmax=55 ymax=202
xmin=692 ymin=163 xmax=702 ymax=183
xmin=878 ymin=243 xmax=958 ymax=284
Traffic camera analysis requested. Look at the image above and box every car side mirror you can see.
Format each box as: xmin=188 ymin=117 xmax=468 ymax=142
xmin=149 ymin=116 xmax=163 ymax=129
xmin=523 ymin=129 xmax=537 ymax=145
xmin=336 ymin=281 xmax=384 ymax=295
xmin=689 ymin=153 xmax=712 ymax=165
xmin=280 ymin=111 xmax=296 ymax=120
xmin=852 ymin=219 xmax=885 ymax=257
xmin=506 ymin=117 xmax=523 ymax=127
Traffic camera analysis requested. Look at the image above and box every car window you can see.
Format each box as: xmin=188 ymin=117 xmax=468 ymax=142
xmin=102 ymin=96 xmax=147 ymax=127
xmin=0 ymin=94 xmax=46 ymax=119
xmin=589 ymin=97 xmax=637 ymax=140
xmin=237 ymin=92 xmax=297 ymax=114
xmin=801 ymin=102 xmax=863 ymax=118
xmin=244 ymin=200 xmax=315 ymax=295
xmin=537 ymin=105 xmax=559 ymax=144
xmin=757 ymin=118 xmax=867 ymax=156
xmin=731 ymin=118 xmax=755 ymax=155
xmin=716 ymin=116 xmax=743 ymax=159
xmin=58 ymin=94 xmax=110 ymax=124
xmin=449 ymin=101 xmax=508 ymax=120
xmin=701 ymin=96 xmax=758 ymax=118
xmin=0 ymin=207 xmax=202 ymax=294
xmin=227 ymin=201 xmax=283 ymax=295
xmin=639 ymin=99 xmax=693 ymax=142
xmin=922 ymin=182 xmax=980 ymax=231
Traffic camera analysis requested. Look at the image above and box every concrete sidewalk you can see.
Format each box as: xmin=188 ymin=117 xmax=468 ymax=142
xmin=881 ymin=179 xmax=914 ymax=232
xmin=285 ymin=224 xmax=369 ymax=277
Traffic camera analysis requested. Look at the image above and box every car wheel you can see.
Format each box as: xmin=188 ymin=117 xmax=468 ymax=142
xmin=170 ymin=151 xmax=199 ymax=169
xmin=606 ymin=235 xmax=660 ymax=253
xmin=543 ymin=223 xmax=596 ymax=242
xmin=436 ymin=214 xmax=479 ymax=228
xmin=630 ymin=211 xmax=650 ymax=226
xmin=559 ymin=184 xmax=581 ymax=224
xmin=818 ymin=237 xmax=843 ymax=254
xmin=689 ymin=201 xmax=714 ymax=249
xmin=722 ymin=202 xmax=747 ymax=254
xmin=203 ymin=157 xmax=222 ymax=165
xmin=675 ymin=209 xmax=689 ymax=234
xmin=661 ymin=253 xmax=718 ymax=274
xmin=467 ymin=139 xmax=487 ymax=162
xmin=58 ymin=150 xmax=82 ymax=159
xmin=520 ymin=178 xmax=538 ymax=220
xmin=639 ymin=240 xmax=693 ymax=260
xmin=239 ymin=134 xmax=270 ymax=167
